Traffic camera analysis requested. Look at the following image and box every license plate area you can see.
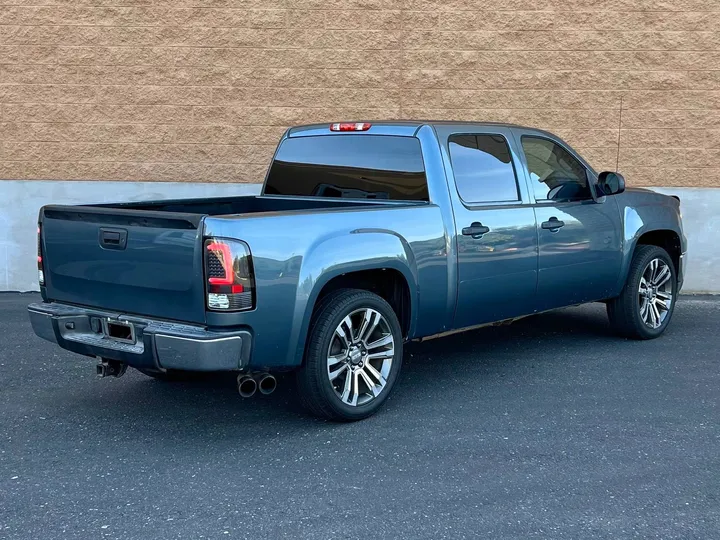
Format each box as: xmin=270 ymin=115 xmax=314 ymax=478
xmin=102 ymin=319 xmax=136 ymax=344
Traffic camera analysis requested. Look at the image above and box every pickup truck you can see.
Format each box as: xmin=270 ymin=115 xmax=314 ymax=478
xmin=29 ymin=121 xmax=687 ymax=421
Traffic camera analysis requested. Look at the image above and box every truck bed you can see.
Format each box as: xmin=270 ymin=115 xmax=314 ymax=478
xmin=39 ymin=195 xmax=421 ymax=324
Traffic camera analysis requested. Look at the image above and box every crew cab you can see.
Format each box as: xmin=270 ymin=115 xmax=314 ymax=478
xmin=29 ymin=121 xmax=687 ymax=421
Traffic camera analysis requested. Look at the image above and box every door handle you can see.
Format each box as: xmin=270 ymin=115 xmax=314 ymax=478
xmin=462 ymin=222 xmax=490 ymax=238
xmin=541 ymin=218 xmax=565 ymax=231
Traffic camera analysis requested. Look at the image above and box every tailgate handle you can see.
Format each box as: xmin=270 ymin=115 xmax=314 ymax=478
xmin=99 ymin=228 xmax=128 ymax=250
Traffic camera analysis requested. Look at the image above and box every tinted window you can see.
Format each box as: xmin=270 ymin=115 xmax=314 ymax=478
xmin=264 ymin=135 xmax=428 ymax=201
xmin=448 ymin=134 xmax=519 ymax=203
xmin=520 ymin=136 xmax=591 ymax=201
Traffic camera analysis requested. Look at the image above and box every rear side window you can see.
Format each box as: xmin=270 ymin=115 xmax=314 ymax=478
xmin=264 ymin=135 xmax=429 ymax=201
xmin=448 ymin=134 xmax=519 ymax=204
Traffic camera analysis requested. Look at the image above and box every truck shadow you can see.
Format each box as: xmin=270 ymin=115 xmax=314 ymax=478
xmin=60 ymin=303 xmax=616 ymax=442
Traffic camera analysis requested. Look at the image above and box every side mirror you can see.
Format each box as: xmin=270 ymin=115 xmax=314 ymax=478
xmin=597 ymin=171 xmax=626 ymax=196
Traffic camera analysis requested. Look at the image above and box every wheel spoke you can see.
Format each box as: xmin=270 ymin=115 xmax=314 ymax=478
xmin=654 ymin=265 xmax=671 ymax=287
xmin=340 ymin=368 xmax=353 ymax=403
xmin=361 ymin=312 xmax=381 ymax=345
xmin=656 ymin=297 xmax=669 ymax=310
xmin=649 ymin=259 xmax=658 ymax=282
xmin=364 ymin=362 xmax=386 ymax=386
xmin=367 ymin=333 xmax=393 ymax=350
xmin=651 ymin=303 xmax=662 ymax=327
xmin=639 ymin=277 xmax=650 ymax=295
xmin=646 ymin=299 xmax=656 ymax=326
xmin=335 ymin=317 xmax=352 ymax=349
xmin=329 ymin=362 xmax=349 ymax=381
xmin=656 ymin=290 xmax=672 ymax=301
xmin=367 ymin=348 xmax=394 ymax=361
xmin=349 ymin=371 xmax=360 ymax=406
xmin=647 ymin=302 xmax=657 ymax=328
xmin=327 ymin=353 xmax=346 ymax=367
xmin=640 ymin=299 xmax=650 ymax=322
xmin=359 ymin=369 xmax=380 ymax=397
xmin=354 ymin=309 xmax=372 ymax=343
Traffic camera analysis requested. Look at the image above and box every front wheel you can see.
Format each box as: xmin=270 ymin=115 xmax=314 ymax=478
xmin=297 ymin=289 xmax=403 ymax=421
xmin=607 ymin=245 xmax=677 ymax=339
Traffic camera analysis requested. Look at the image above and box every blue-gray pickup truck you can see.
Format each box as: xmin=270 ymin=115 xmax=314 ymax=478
xmin=29 ymin=121 xmax=687 ymax=421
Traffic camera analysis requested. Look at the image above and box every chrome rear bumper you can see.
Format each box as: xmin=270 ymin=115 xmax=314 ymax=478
xmin=28 ymin=302 xmax=251 ymax=371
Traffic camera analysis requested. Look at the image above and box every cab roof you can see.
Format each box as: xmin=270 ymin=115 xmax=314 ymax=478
xmin=287 ymin=121 xmax=548 ymax=139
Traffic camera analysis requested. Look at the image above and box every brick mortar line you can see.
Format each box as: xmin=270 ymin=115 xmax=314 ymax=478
xmin=8 ymin=87 xmax=717 ymax=92
xmin=2 ymin=64 xmax=716 ymax=69
xmin=6 ymin=44 xmax=720 ymax=50
xmin=2 ymin=7 xmax=720 ymax=13
xmin=3 ymin=27 xmax=720 ymax=33
xmin=7 ymin=87 xmax=715 ymax=92
xmin=4 ymin=64 xmax=720 ymax=72
xmin=3 ymin=102 xmax=718 ymax=109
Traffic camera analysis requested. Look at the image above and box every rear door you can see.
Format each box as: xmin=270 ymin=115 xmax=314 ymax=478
xmin=41 ymin=206 xmax=207 ymax=323
xmin=435 ymin=126 xmax=539 ymax=328
xmin=514 ymin=132 xmax=623 ymax=311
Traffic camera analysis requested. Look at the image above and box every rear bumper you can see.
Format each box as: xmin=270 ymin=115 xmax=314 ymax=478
xmin=28 ymin=302 xmax=252 ymax=372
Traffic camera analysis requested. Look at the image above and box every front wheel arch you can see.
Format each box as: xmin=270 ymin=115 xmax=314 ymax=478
xmin=608 ymin=245 xmax=677 ymax=340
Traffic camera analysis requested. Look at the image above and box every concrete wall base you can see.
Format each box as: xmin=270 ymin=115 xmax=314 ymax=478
xmin=1 ymin=180 xmax=717 ymax=293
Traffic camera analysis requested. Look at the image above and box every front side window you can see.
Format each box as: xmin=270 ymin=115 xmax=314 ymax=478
xmin=520 ymin=136 xmax=591 ymax=201
xmin=264 ymin=135 xmax=428 ymax=201
xmin=448 ymin=134 xmax=519 ymax=204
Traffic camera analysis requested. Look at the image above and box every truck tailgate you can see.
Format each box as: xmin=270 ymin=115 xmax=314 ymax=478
xmin=40 ymin=205 xmax=207 ymax=324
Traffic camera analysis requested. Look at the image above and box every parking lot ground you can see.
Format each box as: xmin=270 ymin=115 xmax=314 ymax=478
xmin=1 ymin=293 xmax=719 ymax=539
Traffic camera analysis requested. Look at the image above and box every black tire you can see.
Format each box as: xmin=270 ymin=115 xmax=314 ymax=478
xmin=607 ymin=245 xmax=677 ymax=340
xmin=296 ymin=288 xmax=403 ymax=421
xmin=135 ymin=367 xmax=196 ymax=382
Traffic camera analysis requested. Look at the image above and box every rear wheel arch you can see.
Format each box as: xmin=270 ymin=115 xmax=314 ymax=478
xmin=313 ymin=268 xmax=413 ymax=340
xmin=291 ymin=266 xmax=415 ymax=367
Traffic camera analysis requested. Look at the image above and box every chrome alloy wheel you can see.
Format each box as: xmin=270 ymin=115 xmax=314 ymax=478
xmin=639 ymin=258 xmax=673 ymax=329
xmin=327 ymin=308 xmax=395 ymax=407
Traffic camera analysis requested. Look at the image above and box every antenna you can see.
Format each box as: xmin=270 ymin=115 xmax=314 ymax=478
xmin=616 ymin=95 xmax=623 ymax=172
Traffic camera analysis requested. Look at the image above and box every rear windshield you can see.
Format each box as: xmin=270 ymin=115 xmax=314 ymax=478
xmin=263 ymin=135 xmax=429 ymax=201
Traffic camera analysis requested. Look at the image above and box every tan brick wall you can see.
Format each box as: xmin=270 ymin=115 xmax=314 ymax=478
xmin=1 ymin=0 xmax=719 ymax=187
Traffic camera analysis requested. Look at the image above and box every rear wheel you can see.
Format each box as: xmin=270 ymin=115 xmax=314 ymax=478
xmin=607 ymin=245 xmax=677 ymax=339
xmin=297 ymin=289 xmax=403 ymax=421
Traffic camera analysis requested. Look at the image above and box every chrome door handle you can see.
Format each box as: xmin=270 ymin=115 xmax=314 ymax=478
xmin=541 ymin=218 xmax=565 ymax=231
xmin=462 ymin=222 xmax=490 ymax=238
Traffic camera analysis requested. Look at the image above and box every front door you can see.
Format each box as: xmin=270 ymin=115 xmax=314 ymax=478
xmin=516 ymin=134 xmax=623 ymax=311
xmin=440 ymin=129 xmax=539 ymax=329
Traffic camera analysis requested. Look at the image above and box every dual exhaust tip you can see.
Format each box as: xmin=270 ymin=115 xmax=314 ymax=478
xmin=237 ymin=373 xmax=277 ymax=398
xmin=95 ymin=359 xmax=276 ymax=398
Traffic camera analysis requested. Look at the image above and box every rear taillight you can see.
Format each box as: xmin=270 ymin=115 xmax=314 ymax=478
xmin=204 ymin=238 xmax=254 ymax=311
xmin=37 ymin=225 xmax=44 ymax=286
xmin=330 ymin=122 xmax=371 ymax=131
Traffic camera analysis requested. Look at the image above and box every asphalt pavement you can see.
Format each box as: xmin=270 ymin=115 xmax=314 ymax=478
xmin=1 ymin=293 xmax=719 ymax=539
